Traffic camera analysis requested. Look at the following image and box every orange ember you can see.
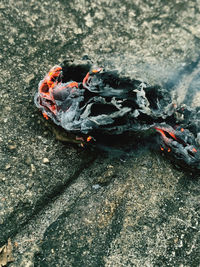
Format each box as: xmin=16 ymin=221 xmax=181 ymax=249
xmin=155 ymin=127 xmax=166 ymax=138
xmin=154 ymin=127 xmax=177 ymax=141
xmin=83 ymin=72 xmax=90 ymax=85
xmin=92 ymin=68 xmax=103 ymax=73
xmin=87 ymin=136 xmax=92 ymax=142
xmin=168 ymin=131 xmax=177 ymax=140
xmin=45 ymin=66 xmax=62 ymax=88
xmin=43 ymin=112 xmax=49 ymax=120
xmin=67 ymin=82 xmax=79 ymax=88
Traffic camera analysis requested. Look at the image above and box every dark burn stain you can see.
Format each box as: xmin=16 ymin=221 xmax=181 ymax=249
xmin=34 ymin=59 xmax=200 ymax=171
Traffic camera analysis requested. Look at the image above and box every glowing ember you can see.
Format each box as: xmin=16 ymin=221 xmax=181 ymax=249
xmin=154 ymin=124 xmax=200 ymax=169
xmin=87 ymin=136 xmax=92 ymax=142
xmin=42 ymin=112 xmax=49 ymax=120
xmin=35 ymin=60 xmax=200 ymax=171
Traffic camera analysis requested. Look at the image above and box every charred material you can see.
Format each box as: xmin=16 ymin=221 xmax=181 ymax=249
xmin=35 ymin=61 xmax=175 ymax=134
xmin=35 ymin=60 xmax=200 ymax=171
xmin=154 ymin=124 xmax=200 ymax=170
xmin=175 ymin=105 xmax=200 ymax=136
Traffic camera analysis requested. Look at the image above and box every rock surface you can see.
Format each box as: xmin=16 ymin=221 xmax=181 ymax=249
xmin=0 ymin=0 xmax=200 ymax=266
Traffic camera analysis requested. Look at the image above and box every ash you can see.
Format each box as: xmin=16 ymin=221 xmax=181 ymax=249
xmin=35 ymin=59 xmax=200 ymax=171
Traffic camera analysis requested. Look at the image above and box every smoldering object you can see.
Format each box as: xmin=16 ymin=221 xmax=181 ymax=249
xmin=34 ymin=60 xmax=200 ymax=171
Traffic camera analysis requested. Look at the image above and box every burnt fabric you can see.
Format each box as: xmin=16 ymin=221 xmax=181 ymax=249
xmin=34 ymin=61 xmax=200 ymax=171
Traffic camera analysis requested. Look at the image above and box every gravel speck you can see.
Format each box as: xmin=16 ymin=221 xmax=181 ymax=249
xmin=42 ymin=158 xmax=49 ymax=164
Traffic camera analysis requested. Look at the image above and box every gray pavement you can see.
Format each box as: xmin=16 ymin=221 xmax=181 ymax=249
xmin=0 ymin=0 xmax=200 ymax=266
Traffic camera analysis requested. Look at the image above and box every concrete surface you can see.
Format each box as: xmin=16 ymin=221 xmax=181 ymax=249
xmin=0 ymin=0 xmax=200 ymax=266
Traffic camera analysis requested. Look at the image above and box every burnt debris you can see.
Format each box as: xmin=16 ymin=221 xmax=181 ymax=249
xmin=34 ymin=59 xmax=200 ymax=171
xmin=154 ymin=124 xmax=200 ymax=170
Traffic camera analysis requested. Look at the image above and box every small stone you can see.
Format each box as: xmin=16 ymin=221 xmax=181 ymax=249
xmin=92 ymin=184 xmax=101 ymax=190
xmin=31 ymin=164 xmax=36 ymax=172
xmin=42 ymin=158 xmax=49 ymax=164
xmin=8 ymin=144 xmax=17 ymax=150
xmin=5 ymin=106 xmax=11 ymax=111
xmin=108 ymin=165 xmax=113 ymax=168
xmin=25 ymin=73 xmax=35 ymax=84
xmin=25 ymin=156 xmax=32 ymax=165
xmin=74 ymin=28 xmax=82 ymax=35
xmin=85 ymin=14 xmax=94 ymax=27
xmin=8 ymin=37 xmax=14 ymax=44
xmin=174 ymin=237 xmax=178 ymax=243
xmin=5 ymin=164 xmax=11 ymax=170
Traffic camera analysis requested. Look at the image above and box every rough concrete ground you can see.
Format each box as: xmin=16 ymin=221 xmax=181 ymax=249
xmin=0 ymin=0 xmax=200 ymax=266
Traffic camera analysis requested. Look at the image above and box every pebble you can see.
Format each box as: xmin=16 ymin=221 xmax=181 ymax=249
xmin=84 ymin=14 xmax=94 ymax=27
xmin=5 ymin=164 xmax=11 ymax=170
xmin=42 ymin=158 xmax=49 ymax=164
xmin=5 ymin=106 xmax=11 ymax=111
xmin=92 ymin=184 xmax=101 ymax=190
xmin=25 ymin=157 xmax=32 ymax=165
xmin=31 ymin=164 xmax=36 ymax=172
xmin=25 ymin=73 xmax=35 ymax=84
xmin=8 ymin=144 xmax=17 ymax=150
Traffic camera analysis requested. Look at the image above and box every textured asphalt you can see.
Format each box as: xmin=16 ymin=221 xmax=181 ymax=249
xmin=1 ymin=0 xmax=200 ymax=266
